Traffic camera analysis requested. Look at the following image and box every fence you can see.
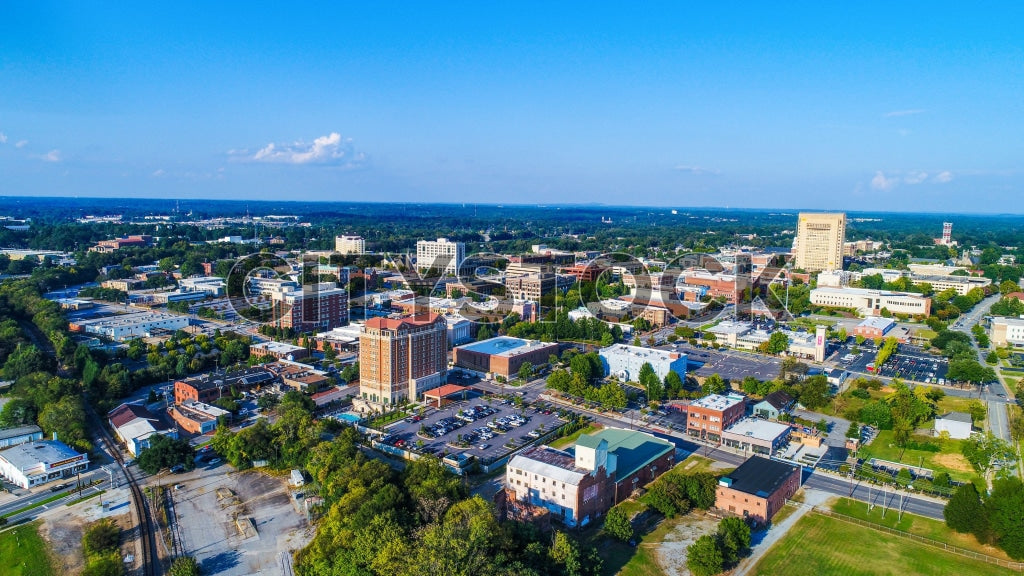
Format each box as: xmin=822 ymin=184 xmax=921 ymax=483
xmin=786 ymin=500 xmax=1024 ymax=572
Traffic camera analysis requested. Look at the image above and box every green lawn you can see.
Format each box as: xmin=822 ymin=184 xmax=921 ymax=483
xmin=934 ymin=395 xmax=976 ymax=414
xmin=860 ymin=430 xmax=976 ymax=482
xmin=678 ymin=454 xmax=730 ymax=475
xmin=548 ymin=423 xmax=604 ymax=449
xmin=752 ymin=512 xmax=1013 ymax=576
xmin=831 ymin=498 xmax=1013 ymax=560
xmin=0 ymin=521 xmax=55 ymax=576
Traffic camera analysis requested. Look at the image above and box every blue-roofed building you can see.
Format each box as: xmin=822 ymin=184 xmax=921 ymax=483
xmin=453 ymin=336 xmax=559 ymax=379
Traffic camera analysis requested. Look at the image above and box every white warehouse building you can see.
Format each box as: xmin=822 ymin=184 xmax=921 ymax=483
xmin=599 ymin=344 xmax=687 ymax=382
xmin=0 ymin=440 xmax=90 ymax=489
xmin=810 ymin=286 xmax=931 ymax=317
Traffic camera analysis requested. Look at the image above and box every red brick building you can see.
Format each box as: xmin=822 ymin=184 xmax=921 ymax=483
xmin=687 ymin=393 xmax=747 ymax=442
xmin=452 ymin=336 xmax=559 ymax=379
xmin=173 ymin=367 xmax=275 ymax=404
xmin=715 ymin=456 xmax=801 ymax=524
xmin=359 ymin=313 xmax=447 ymax=406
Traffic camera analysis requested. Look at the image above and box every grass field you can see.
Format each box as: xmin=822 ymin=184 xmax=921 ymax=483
xmin=860 ymin=430 xmax=975 ymax=481
xmin=0 ymin=521 xmax=55 ymax=576
xmin=549 ymin=423 xmax=604 ymax=449
xmin=831 ymin=498 xmax=1012 ymax=560
xmin=752 ymin=512 xmax=1013 ymax=576
xmin=678 ymin=454 xmax=732 ymax=475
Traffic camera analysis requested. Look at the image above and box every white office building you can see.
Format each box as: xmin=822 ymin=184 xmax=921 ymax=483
xmin=599 ymin=344 xmax=687 ymax=382
xmin=810 ymin=286 xmax=930 ymax=317
xmin=71 ymin=311 xmax=190 ymax=341
xmin=416 ymin=238 xmax=465 ymax=275
xmin=991 ymin=317 xmax=1024 ymax=348
xmin=335 ymin=235 xmax=366 ymax=255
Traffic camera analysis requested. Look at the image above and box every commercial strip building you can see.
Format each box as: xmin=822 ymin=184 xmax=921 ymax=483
xmin=708 ymin=322 xmax=827 ymax=362
xmin=168 ymin=401 xmax=229 ymax=434
xmin=810 ymin=286 xmax=931 ymax=317
xmin=598 ymin=344 xmax=687 ymax=382
xmin=70 ymin=311 xmax=191 ymax=341
xmin=335 ymin=234 xmax=366 ymax=254
xmin=687 ymin=393 xmax=747 ymax=441
xmin=108 ymin=403 xmax=178 ymax=456
xmin=989 ymin=316 xmax=1024 ymax=348
xmin=359 ymin=313 xmax=448 ymax=406
xmin=504 ymin=428 xmax=674 ymax=527
xmin=720 ymin=418 xmax=792 ymax=455
xmin=416 ymin=238 xmax=465 ymax=275
xmin=0 ymin=440 xmax=90 ymax=489
xmin=793 ymin=212 xmax=846 ymax=272
xmin=715 ymin=456 xmax=801 ymax=524
xmin=453 ymin=336 xmax=560 ymax=380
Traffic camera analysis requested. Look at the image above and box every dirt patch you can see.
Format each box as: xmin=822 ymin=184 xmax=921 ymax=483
xmin=38 ymin=488 xmax=134 ymax=576
xmin=931 ymin=452 xmax=973 ymax=473
xmin=650 ymin=513 xmax=722 ymax=576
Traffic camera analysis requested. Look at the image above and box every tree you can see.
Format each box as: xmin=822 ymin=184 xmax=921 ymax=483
xmin=547 ymin=369 xmax=571 ymax=393
xmin=717 ymin=517 xmax=752 ymax=566
xmin=767 ymin=331 xmax=789 ymax=354
xmin=798 ymin=375 xmax=830 ymax=410
xmin=663 ymin=371 xmax=684 ymax=399
xmin=967 ymin=399 xmax=987 ymax=423
xmin=82 ymin=518 xmax=121 ymax=557
xmin=639 ymin=362 xmax=663 ymax=401
xmin=168 ymin=556 xmax=201 ymax=576
xmin=603 ymin=506 xmax=634 ymax=542
xmin=961 ymin=432 xmax=1013 ymax=477
xmin=2 ymin=343 xmax=51 ymax=381
xmin=518 ymin=361 xmax=535 ymax=382
xmin=702 ymin=373 xmax=727 ymax=396
xmin=686 ymin=534 xmax=724 ymax=576
xmin=137 ymin=434 xmax=196 ymax=474
xmin=986 ymin=477 xmax=1024 ymax=560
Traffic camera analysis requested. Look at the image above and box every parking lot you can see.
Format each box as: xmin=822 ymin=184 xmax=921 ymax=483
xmin=834 ymin=342 xmax=949 ymax=384
xmin=378 ymin=396 xmax=569 ymax=462
xmin=674 ymin=345 xmax=784 ymax=382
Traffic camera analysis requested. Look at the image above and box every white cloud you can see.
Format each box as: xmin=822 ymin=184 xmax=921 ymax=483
xmin=15 ymin=140 xmax=28 ymax=148
xmin=673 ymin=165 xmax=720 ymax=175
xmin=904 ymin=171 xmax=928 ymax=184
xmin=0 ymin=132 xmax=6 ymax=144
xmin=34 ymin=149 xmax=61 ymax=163
xmin=235 ymin=132 xmax=365 ymax=167
xmin=884 ymin=109 xmax=925 ymax=118
xmin=152 ymin=169 xmax=166 ymax=177
xmin=870 ymin=171 xmax=897 ymax=191
xmin=933 ymin=171 xmax=954 ymax=183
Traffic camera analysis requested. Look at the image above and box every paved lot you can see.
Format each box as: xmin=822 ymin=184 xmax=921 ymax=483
xmin=674 ymin=345 xmax=784 ymax=382
xmin=170 ymin=469 xmax=310 ymax=576
xmin=379 ymin=397 xmax=568 ymax=462
xmin=833 ymin=342 xmax=949 ymax=384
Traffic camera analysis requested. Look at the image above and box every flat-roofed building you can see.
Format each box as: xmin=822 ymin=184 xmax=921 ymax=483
xmin=599 ymin=344 xmax=687 ymax=382
xmin=721 ymin=418 xmax=792 ymax=455
xmin=0 ymin=440 xmax=90 ymax=489
xmin=810 ymin=286 xmax=931 ymax=317
xmin=911 ymin=274 xmax=992 ymax=296
xmin=174 ymin=367 xmax=275 ymax=404
xmin=168 ymin=401 xmax=229 ymax=434
xmin=793 ymin=212 xmax=846 ymax=272
xmin=854 ymin=316 xmax=895 ymax=339
xmin=359 ymin=313 xmax=447 ymax=406
xmin=416 ymin=238 xmax=465 ymax=275
xmin=687 ymin=393 xmax=747 ymax=441
xmin=335 ymin=235 xmax=366 ymax=255
xmin=453 ymin=336 xmax=559 ymax=380
xmin=69 ymin=311 xmax=190 ymax=341
xmin=991 ymin=316 xmax=1024 ymax=348
xmin=505 ymin=428 xmax=674 ymax=527
xmin=0 ymin=425 xmax=44 ymax=449
xmin=715 ymin=456 xmax=801 ymax=524
xmin=250 ymin=341 xmax=309 ymax=361
xmin=272 ymin=284 xmax=348 ymax=331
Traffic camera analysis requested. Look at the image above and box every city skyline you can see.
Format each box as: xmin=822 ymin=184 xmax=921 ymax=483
xmin=2 ymin=3 xmax=1022 ymax=212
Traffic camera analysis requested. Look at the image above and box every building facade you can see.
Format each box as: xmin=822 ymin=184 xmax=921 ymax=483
xmin=0 ymin=440 xmax=90 ymax=489
xmin=810 ymin=286 xmax=931 ymax=317
xmin=599 ymin=344 xmax=687 ymax=382
xmin=272 ymin=284 xmax=348 ymax=331
xmin=991 ymin=317 xmax=1024 ymax=348
xmin=715 ymin=456 xmax=801 ymax=524
xmin=335 ymin=235 xmax=366 ymax=254
xmin=453 ymin=336 xmax=559 ymax=379
xmin=793 ymin=212 xmax=846 ymax=272
xmin=687 ymin=393 xmax=747 ymax=441
xmin=359 ymin=314 xmax=448 ymax=406
xmin=416 ymin=238 xmax=465 ymax=275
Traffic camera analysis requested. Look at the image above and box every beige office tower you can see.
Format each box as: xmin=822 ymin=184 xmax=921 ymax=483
xmin=793 ymin=212 xmax=846 ymax=272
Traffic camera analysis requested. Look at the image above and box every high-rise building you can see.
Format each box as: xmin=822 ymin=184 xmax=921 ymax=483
xmin=359 ymin=313 xmax=447 ymax=406
xmin=272 ymin=283 xmax=348 ymax=331
xmin=416 ymin=238 xmax=465 ymax=275
xmin=793 ymin=212 xmax=846 ymax=272
xmin=335 ymin=235 xmax=365 ymax=254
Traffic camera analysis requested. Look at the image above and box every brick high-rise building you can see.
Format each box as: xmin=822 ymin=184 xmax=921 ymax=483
xmin=272 ymin=283 xmax=348 ymax=331
xmin=359 ymin=313 xmax=447 ymax=406
xmin=793 ymin=212 xmax=846 ymax=272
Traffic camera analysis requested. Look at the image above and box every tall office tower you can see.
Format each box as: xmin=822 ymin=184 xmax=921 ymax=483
xmin=358 ymin=313 xmax=447 ymax=406
xmin=416 ymin=237 xmax=465 ymax=275
xmin=941 ymin=222 xmax=952 ymax=246
xmin=335 ymin=234 xmax=366 ymax=254
xmin=793 ymin=212 xmax=846 ymax=272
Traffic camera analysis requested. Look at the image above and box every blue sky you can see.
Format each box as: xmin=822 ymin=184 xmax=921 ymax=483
xmin=1 ymin=3 xmax=1022 ymax=212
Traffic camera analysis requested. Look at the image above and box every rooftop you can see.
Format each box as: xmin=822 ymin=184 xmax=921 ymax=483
xmin=811 ymin=286 xmax=925 ymax=298
xmin=691 ymin=393 xmax=746 ymax=412
xmin=757 ymin=390 xmax=794 ymax=411
xmin=457 ymin=336 xmax=556 ymax=357
xmin=992 ymin=316 xmax=1024 ymax=327
xmin=365 ymin=313 xmax=443 ymax=331
xmin=600 ymin=344 xmax=685 ymax=363
xmin=939 ymin=411 xmax=973 ymax=424
xmin=177 ymin=367 xmax=275 ymax=391
xmin=0 ymin=440 xmax=84 ymax=470
xmin=577 ymin=428 xmax=674 ymax=481
xmin=251 ymin=341 xmax=306 ymax=354
xmin=510 ymin=446 xmax=588 ymax=486
xmin=720 ymin=455 xmax=799 ymax=498
xmin=0 ymin=424 xmax=42 ymax=442
xmin=857 ymin=316 xmax=895 ymax=330
xmin=108 ymin=402 xmax=163 ymax=429
xmin=723 ymin=418 xmax=792 ymax=441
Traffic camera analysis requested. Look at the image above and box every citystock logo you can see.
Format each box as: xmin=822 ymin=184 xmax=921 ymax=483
xmin=223 ymin=248 xmax=796 ymax=332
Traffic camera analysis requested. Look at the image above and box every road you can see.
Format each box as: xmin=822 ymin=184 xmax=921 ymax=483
xmin=949 ymin=294 xmax=1011 ymax=442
